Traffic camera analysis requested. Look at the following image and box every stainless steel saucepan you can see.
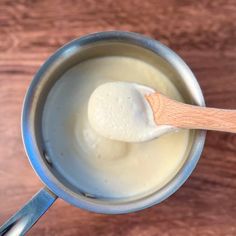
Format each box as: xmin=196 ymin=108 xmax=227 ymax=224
xmin=0 ymin=31 xmax=206 ymax=235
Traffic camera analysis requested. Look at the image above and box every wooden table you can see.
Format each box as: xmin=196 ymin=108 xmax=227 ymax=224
xmin=0 ymin=0 xmax=236 ymax=235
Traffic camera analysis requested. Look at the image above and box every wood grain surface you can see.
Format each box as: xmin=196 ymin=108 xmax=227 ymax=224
xmin=0 ymin=0 xmax=236 ymax=235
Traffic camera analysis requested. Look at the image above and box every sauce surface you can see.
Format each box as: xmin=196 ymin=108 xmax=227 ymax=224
xmin=42 ymin=56 xmax=191 ymax=199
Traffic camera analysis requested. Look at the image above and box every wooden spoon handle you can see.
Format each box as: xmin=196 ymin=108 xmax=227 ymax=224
xmin=146 ymin=93 xmax=236 ymax=133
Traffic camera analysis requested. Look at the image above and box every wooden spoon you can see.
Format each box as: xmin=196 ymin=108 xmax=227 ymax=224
xmin=146 ymin=93 xmax=236 ymax=133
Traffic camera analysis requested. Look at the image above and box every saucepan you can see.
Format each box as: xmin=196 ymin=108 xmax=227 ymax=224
xmin=0 ymin=31 xmax=206 ymax=235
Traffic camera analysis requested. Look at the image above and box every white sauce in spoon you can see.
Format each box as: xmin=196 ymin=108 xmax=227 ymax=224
xmin=88 ymin=82 xmax=174 ymax=142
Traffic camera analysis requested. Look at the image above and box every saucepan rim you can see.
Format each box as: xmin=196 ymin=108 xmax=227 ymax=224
xmin=22 ymin=31 xmax=206 ymax=214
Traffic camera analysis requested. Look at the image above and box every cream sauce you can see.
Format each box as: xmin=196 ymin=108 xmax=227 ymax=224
xmin=42 ymin=56 xmax=190 ymax=199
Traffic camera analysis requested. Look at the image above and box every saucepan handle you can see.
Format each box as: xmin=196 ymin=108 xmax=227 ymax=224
xmin=0 ymin=187 xmax=57 ymax=235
